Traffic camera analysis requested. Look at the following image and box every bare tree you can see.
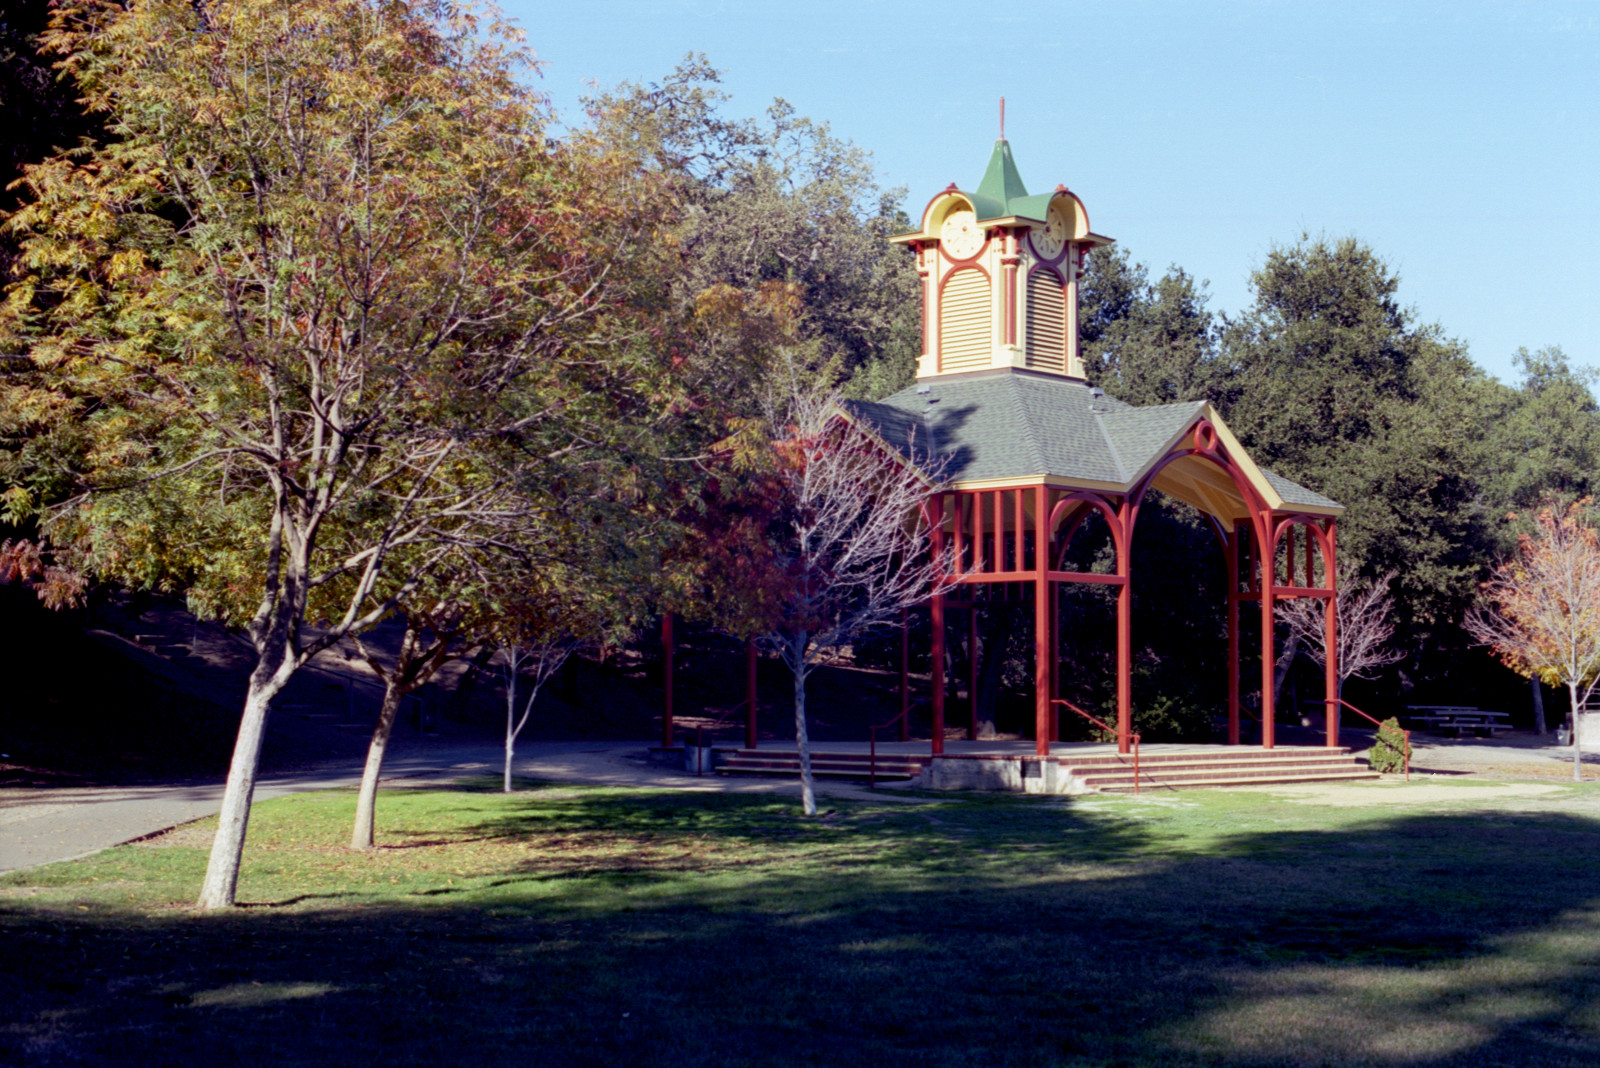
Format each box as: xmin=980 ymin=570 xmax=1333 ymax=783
xmin=1280 ymin=567 xmax=1404 ymax=701
xmin=1465 ymin=503 xmax=1600 ymax=781
xmin=498 ymin=636 xmax=583 ymax=793
xmin=748 ymin=372 xmax=955 ymax=816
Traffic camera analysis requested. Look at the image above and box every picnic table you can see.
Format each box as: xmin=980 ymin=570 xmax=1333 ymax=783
xmin=1402 ymin=705 xmax=1514 ymax=737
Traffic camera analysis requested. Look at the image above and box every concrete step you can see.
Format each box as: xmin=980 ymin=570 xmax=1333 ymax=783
xmin=1069 ymin=756 xmax=1365 ymax=782
xmin=1059 ymin=746 xmax=1352 ymax=769
xmin=718 ymin=764 xmax=919 ymax=782
xmin=714 ymin=750 xmax=927 ymax=782
xmin=1095 ymin=769 xmax=1380 ymax=793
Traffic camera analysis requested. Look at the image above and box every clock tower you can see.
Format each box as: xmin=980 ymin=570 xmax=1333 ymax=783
xmin=891 ymin=139 xmax=1113 ymax=380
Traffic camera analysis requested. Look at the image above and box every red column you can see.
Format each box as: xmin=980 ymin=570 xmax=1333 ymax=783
xmin=1115 ymin=500 xmax=1133 ymax=755
xmin=1034 ymin=484 xmax=1051 ymax=756
xmin=1049 ymin=580 xmax=1060 ymax=741
xmin=931 ymin=495 xmax=947 ymax=756
xmin=1323 ymin=519 xmax=1340 ymax=748
xmin=932 ymin=589 xmax=946 ymax=756
xmin=661 ymin=612 xmax=675 ymax=749
xmin=1226 ymin=524 xmax=1240 ymax=746
xmin=1260 ymin=519 xmax=1276 ymax=750
xmin=745 ymin=638 xmax=758 ymax=750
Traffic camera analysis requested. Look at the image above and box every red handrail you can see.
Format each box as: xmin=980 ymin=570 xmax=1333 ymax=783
xmin=1053 ymin=699 xmax=1142 ymax=794
xmin=869 ymin=711 xmax=910 ymax=789
xmin=1327 ymin=698 xmax=1410 ymax=781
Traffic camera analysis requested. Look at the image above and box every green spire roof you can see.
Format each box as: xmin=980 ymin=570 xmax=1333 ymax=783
xmin=965 ymin=140 xmax=1058 ymax=224
xmin=976 ymin=140 xmax=1030 ymax=206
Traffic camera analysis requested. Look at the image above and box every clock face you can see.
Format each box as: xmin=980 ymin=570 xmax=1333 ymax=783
xmin=940 ymin=209 xmax=985 ymax=260
xmin=1029 ymin=206 xmax=1068 ymax=261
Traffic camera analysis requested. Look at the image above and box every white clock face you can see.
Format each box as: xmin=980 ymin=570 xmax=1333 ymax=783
xmin=1030 ymin=206 xmax=1067 ymax=261
xmin=940 ymin=209 xmax=985 ymax=260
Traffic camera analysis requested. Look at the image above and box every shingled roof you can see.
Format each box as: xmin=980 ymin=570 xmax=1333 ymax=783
xmin=841 ymin=368 xmax=1341 ymax=516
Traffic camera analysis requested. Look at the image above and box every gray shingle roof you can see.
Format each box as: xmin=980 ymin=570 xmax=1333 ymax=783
xmin=842 ymin=368 xmax=1341 ymax=513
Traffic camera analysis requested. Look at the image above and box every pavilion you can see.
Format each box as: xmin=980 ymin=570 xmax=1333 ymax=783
xmin=663 ymin=136 xmax=1349 ymax=770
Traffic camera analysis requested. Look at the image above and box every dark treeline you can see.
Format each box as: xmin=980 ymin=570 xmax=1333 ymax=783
xmin=1 ymin=6 xmax=1589 ymax=740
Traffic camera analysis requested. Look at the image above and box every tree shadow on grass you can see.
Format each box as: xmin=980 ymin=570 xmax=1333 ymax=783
xmin=4 ymin=799 xmax=1600 ymax=1067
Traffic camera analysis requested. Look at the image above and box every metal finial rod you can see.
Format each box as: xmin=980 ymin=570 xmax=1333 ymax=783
xmin=1000 ymin=96 xmax=1005 ymax=140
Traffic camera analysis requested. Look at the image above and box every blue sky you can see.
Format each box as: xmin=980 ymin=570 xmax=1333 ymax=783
xmin=502 ymin=0 xmax=1598 ymax=385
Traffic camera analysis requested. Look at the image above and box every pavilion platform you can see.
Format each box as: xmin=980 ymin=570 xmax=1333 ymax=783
xmin=704 ymin=739 xmax=1377 ymax=794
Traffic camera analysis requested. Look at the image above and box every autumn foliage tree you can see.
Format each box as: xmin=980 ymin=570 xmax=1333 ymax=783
xmin=0 ymin=0 xmax=687 ymax=906
xmin=1466 ymin=502 xmax=1600 ymax=781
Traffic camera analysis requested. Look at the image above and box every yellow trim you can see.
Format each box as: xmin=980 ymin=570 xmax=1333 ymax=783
xmin=950 ymin=473 xmax=1127 ymax=494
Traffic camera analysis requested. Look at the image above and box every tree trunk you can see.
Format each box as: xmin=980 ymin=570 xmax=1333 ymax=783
xmin=1571 ymin=681 xmax=1584 ymax=782
xmin=197 ymin=661 xmax=292 ymax=909
xmin=1531 ymin=676 xmax=1547 ymax=735
xmin=350 ymin=679 xmax=406 ymax=850
xmin=791 ymin=634 xmax=816 ymax=817
xmin=504 ymin=691 xmax=517 ymax=793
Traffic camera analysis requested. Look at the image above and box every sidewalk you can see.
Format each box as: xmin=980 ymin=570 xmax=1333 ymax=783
xmin=0 ymin=740 xmax=903 ymax=874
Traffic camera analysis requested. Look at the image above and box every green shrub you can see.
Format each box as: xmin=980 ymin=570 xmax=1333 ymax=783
xmin=1369 ymin=717 xmax=1411 ymax=774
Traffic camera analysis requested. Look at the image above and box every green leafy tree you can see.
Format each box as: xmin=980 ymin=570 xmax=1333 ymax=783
xmin=586 ymin=57 xmax=920 ymax=401
xmin=1 ymin=0 xmax=686 ymax=907
xmin=1080 ymin=246 xmax=1229 ymax=407
xmin=1220 ymin=235 xmax=1496 ymax=642
xmin=1486 ymin=346 xmax=1600 ymax=515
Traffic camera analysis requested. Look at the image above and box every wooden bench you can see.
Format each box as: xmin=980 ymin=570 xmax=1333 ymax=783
xmin=1403 ymin=705 xmax=1513 ymax=737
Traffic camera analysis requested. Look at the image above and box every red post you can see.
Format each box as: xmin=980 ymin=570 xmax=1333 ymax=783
xmin=1013 ymin=488 xmax=1024 ymax=572
xmin=991 ymin=491 xmax=1002 ymax=578
xmin=899 ymin=609 xmax=910 ymax=742
xmin=932 ymin=588 xmax=946 ymax=756
xmin=745 ymin=638 xmax=759 ymax=750
xmin=1226 ymin=524 xmax=1241 ymax=746
xmin=661 ymin=612 xmax=675 ymax=749
xmin=931 ymin=494 xmax=946 ymax=756
xmin=1049 ymin=579 xmax=1060 ymax=741
xmin=1115 ymin=500 xmax=1133 ymax=755
xmin=968 ymin=605 xmax=980 ymax=740
xmin=973 ymin=490 xmax=985 ymax=573
xmin=1323 ymin=520 xmax=1340 ymax=748
xmin=1260 ymin=520 xmax=1276 ymax=750
xmin=1034 ymin=484 xmax=1051 ymax=756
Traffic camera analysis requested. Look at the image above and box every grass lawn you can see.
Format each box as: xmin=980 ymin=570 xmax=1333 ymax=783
xmin=6 ymin=777 xmax=1600 ymax=1067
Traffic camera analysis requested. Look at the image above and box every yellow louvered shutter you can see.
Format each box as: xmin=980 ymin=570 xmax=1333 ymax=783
xmin=1025 ymin=271 xmax=1066 ymax=374
xmin=939 ymin=269 xmax=991 ymax=372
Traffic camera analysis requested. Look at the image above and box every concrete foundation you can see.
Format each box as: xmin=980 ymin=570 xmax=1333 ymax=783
xmin=921 ymin=755 xmax=1082 ymax=795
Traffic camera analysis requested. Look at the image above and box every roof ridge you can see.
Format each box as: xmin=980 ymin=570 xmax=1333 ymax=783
xmin=1090 ymin=402 xmax=1129 ymax=482
xmin=1006 ymin=374 xmax=1050 ymax=477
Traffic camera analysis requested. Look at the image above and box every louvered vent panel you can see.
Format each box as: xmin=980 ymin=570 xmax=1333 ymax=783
xmin=1026 ymin=271 xmax=1066 ymax=374
xmin=939 ymin=269 xmax=991 ymax=372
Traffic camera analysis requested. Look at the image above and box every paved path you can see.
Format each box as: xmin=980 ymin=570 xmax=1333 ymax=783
xmin=0 ymin=741 xmax=897 ymax=874
xmin=6 ymin=731 xmax=1594 ymax=875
